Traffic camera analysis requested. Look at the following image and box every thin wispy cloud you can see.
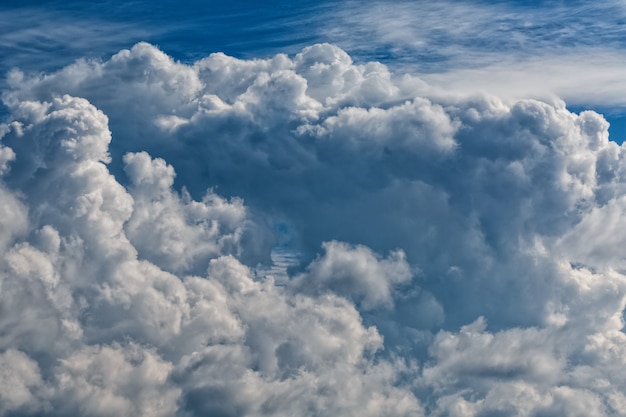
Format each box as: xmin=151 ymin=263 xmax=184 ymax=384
xmin=326 ymin=1 xmax=626 ymax=66
xmin=322 ymin=0 xmax=626 ymax=107
xmin=0 ymin=8 xmax=150 ymax=74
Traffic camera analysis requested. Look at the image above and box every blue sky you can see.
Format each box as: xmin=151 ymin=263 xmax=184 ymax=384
xmin=3 ymin=2 xmax=626 ymax=416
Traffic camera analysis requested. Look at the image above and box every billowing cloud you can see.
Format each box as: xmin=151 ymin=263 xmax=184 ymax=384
xmin=0 ymin=88 xmax=420 ymax=416
xmin=290 ymin=241 xmax=412 ymax=310
xmin=2 ymin=42 xmax=626 ymax=416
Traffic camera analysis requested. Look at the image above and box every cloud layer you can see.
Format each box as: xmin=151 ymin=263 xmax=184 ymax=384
xmin=2 ymin=43 xmax=626 ymax=416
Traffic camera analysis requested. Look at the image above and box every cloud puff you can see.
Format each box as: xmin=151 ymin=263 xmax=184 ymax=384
xmin=422 ymin=263 xmax=626 ymax=416
xmin=290 ymin=241 xmax=412 ymax=310
xmin=3 ymin=42 xmax=626 ymax=416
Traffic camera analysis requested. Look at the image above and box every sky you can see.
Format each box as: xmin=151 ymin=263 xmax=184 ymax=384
xmin=2 ymin=1 xmax=626 ymax=416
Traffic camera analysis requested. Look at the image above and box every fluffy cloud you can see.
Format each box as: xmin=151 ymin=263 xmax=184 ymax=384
xmin=2 ymin=42 xmax=626 ymax=416
xmin=0 ymin=89 xmax=420 ymax=416
xmin=0 ymin=349 xmax=44 ymax=414
xmin=290 ymin=241 xmax=412 ymax=310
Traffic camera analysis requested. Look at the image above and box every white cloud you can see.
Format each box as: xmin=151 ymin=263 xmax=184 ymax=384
xmin=0 ymin=82 xmax=422 ymax=415
xmin=3 ymin=42 xmax=626 ymax=416
xmin=322 ymin=0 xmax=626 ymax=108
xmin=123 ymin=151 xmax=248 ymax=275
xmin=51 ymin=344 xmax=179 ymax=417
xmin=0 ymin=350 xmax=44 ymax=414
xmin=290 ymin=241 xmax=413 ymax=310
xmin=419 ymin=51 xmax=626 ymax=108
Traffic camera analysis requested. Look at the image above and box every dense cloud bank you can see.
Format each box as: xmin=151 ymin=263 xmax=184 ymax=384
xmin=2 ymin=43 xmax=626 ymax=416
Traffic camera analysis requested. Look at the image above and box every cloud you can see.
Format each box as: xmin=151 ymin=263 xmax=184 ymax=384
xmin=419 ymin=51 xmax=626 ymax=108
xmin=290 ymin=241 xmax=413 ymax=310
xmin=0 ymin=87 xmax=421 ymax=416
xmin=421 ymin=262 xmax=626 ymax=416
xmin=3 ymin=42 xmax=626 ymax=416
xmin=0 ymin=6 xmax=151 ymax=89
xmin=322 ymin=0 xmax=626 ymax=108
xmin=123 ymin=151 xmax=249 ymax=275
xmin=0 ymin=349 xmax=44 ymax=414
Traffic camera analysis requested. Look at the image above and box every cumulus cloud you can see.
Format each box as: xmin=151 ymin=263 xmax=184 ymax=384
xmin=2 ymin=42 xmax=626 ymax=416
xmin=0 ymin=86 xmax=421 ymax=416
xmin=290 ymin=241 xmax=412 ymax=310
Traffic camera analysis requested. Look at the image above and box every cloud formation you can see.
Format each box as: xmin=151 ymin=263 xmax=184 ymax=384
xmin=2 ymin=42 xmax=626 ymax=416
